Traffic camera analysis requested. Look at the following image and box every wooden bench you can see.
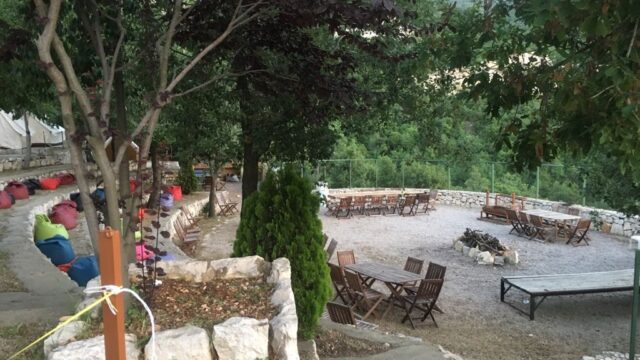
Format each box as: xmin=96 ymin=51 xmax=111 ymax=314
xmin=481 ymin=191 xmax=526 ymax=220
xmin=500 ymin=269 xmax=634 ymax=320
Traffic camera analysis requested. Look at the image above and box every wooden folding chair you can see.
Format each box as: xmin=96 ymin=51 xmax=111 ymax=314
xmin=180 ymin=205 xmax=200 ymax=226
xmin=518 ymin=212 xmax=534 ymax=237
xmin=344 ymin=270 xmax=386 ymax=320
xmin=565 ymin=219 xmax=591 ymax=246
xmin=417 ymin=193 xmax=430 ymax=213
xmin=351 ymin=196 xmax=367 ymax=215
xmin=325 ymin=301 xmax=378 ymax=330
xmin=366 ymin=196 xmax=384 ymax=216
xmin=399 ymin=194 xmax=417 ymax=216
xmin=384 ymin=195 xmax=399 ymax=215
xmin=505 ymin=209 xmax=523 ymax=235
xmin=216 ymin=180 xmax=226 ymax=191
xmin=335 ymin=197 xmax=352 ymax=218
xmin=325 ymin=239 xmax=338 ymax=261
xmin=337 ymin=250 xmax=356 ymax=268
xmin=401 ymin=278 xmax=444 ymax=329
xmin=215 ymin=192 xmax=233 ymax=215
xmin=174 ymin=221 xmax=199 ymax=243
xmin=177 ymin=215 xmax=201 ymax=235
xmin=405 ymin=261 xmax=446 ymax=307
xmin=220 ymin=191 xmax=239 ymax=214
xmin=328 ymin=263 xmax=351 ymax=304
xmin=529 ymin=215 xmax=557 ymax=242
xmin=323 ymin=233 xmax=329 ymax=248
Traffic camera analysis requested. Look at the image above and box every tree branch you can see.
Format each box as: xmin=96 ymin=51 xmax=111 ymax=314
xmin=628 ymin=19 xmax=638 ymax=58
xmin=170 ymin=69 xmax=269 ymax=98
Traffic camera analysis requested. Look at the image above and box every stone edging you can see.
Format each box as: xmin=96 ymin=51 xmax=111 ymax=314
xmin=329 ymin=188 xmax=639 ymax=237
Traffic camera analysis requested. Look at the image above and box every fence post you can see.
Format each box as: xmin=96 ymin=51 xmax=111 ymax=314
xmin=582 ymin=177 xmax=587 ymax=206
xmin=401 ymin=163 xmax=405 ymax=189
xmin=536 ymin=166 xmax=540 ymax=198
xmin=349 ymin=160 xmax=352 ymax=188
xmin=375 ymin=159 xmax=378 ymax=189
xmin=630 ymin=249 xmax=640 ymax=360
xmin=99 ymin=228 xmax=126 ymax=360
xmin=491 ymin=162 xmax=495 ymax=193
xmin=447 ymin=165 xmax=451 ymax=189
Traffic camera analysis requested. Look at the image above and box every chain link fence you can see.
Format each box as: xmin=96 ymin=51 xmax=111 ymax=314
xmin=295 ymin=159 xmax=595 ymax=207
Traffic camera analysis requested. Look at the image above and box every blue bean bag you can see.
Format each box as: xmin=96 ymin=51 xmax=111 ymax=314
xmin=35 ymin=236 xmax=75 ymax=266
xmin=160 ymin=192 xmax=174 ymax=208
xmin=67 ymin=256 xmax=99 ymax=287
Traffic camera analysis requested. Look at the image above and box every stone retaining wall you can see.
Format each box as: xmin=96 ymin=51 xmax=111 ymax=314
xmin=0 ymin=168 xmax=72 ymax=190
xmin=330 ymin=187 xmax=639 ymax=237
xmin=0 ymin=147 xmax=69 ymax=173
xmin=50 ymin=256 xmax=299 ymax=360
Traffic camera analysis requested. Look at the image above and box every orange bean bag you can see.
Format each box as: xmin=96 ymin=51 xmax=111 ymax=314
xmin=40 ymin=177 xmax=61 ymax=190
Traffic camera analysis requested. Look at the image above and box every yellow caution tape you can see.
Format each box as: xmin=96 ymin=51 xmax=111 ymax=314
xmin=8 ymin=291 xmax=115 ymax=360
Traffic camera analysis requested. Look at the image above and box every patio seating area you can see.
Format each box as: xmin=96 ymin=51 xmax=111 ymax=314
xmin=321 ymin=203 xmax=636 ymax=360
xmin=326 ymin=189 xmax=438 ymax=218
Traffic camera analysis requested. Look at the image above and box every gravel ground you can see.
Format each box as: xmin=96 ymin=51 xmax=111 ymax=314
xmin=321 ymin=205 xmax=637 ymax=360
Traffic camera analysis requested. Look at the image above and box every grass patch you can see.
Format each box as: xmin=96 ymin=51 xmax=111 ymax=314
xmin=0 ymin=251 xmax=26 ymax=292
xmin=0 ymin=322 xmax=52 ymax=359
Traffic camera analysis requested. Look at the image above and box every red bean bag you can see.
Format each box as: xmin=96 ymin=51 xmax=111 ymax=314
xmin=4 ymin=181 xmax=29 ymax=200
xmin=167 ymin=185 xmax=183 ymax=201
xmin=0 ymin=191 xmax=12 ymax=209
xmin=57 ymin=173 xmax=76 ymax=185
xmin=129 ymin=179 xmax=137 ymax=193
xmin=40 ymin=177 xmax=61 ymax=190
xmin=52 ymin=201 xmax=78 ymax=219
xmin=50 ymin=207 xmax=78 ymax=230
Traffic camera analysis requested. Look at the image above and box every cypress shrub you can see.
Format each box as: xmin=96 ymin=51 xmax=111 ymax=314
xmin=233 ymin=166 xmax=331 ymax=339
xmin=177 ymin=158 xmax=198 ymax=195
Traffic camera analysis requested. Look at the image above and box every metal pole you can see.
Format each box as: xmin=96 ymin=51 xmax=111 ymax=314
xmin=99 ymin=228 xmax=126 ymax=360
xmin=375 ymin=159 xmax=378 ymax=189
xmin=536 ymin=166 xmax=540 ymax=198
xmin=491 ymin=163 xmax=495 ymax=193
xmin=630 ymin=249 xmax=640 ymax=360
xmin=401 ymin=164 xmax=405 ymax=189
xmin=582 ymin=177 xmax=587 ymax=206
xmin=349 ymin=160 xmax=352 ymax=188
xmin=447 ymin=165 xmax=451 ymax=189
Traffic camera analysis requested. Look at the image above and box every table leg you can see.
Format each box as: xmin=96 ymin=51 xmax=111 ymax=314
xmin=381 ymin=282 xmax=405 ymax=319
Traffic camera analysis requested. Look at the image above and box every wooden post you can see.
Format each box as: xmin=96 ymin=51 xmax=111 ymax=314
xmin=511 ymin=192 xmax=516 ymax=209
xmin=98 ymin=227 xmax=126 ymax=360
xmin=485 ymin=190 xmax=489 ymax=207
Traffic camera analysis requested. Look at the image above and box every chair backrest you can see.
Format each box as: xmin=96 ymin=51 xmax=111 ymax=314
xmin=505 ymin=209 xmax=519 ymax=222
xmin=326 ymin=301 xmax=356 ymax=325
xmin=530 ymin=214 xmax=544 ymax=227
xmin=215 ymin=192 xmax=226 ymax=205
xmin=370 ymin=196 xmax=383 ymax=205
xmin=386 ymin=195 xmax=398 ymax=204
xmin=417 ymin=193 xmax=430 ymax=204
xmin=518 ymin=212 xmax=530 ymax=224
xmin=553 ymin=204 xmax=569 ymax=213
xmin=404 ymin=194 xmax=417 ymax=206
xmin=323 ymin=233 xmax=329 ymax=247
xmin=404 ymin=257 xmax=424 ymax=275
xmin=353 ymin=196 xmax=366 ymax=206
xmin=221 ymin=191 xmax=235 ymax=203
xmin=568 ymin=208 xmax=580 ymax=216
xmin=326 ymin=239 xmax=338 ymax=260
xmin=416 ymin=278 xmax=444 ymax=300
xmin=344 ymin=270 xmax=364 ymax=293
xmin=328 ymin=263 xmax=347 ymax=286
xmin=425 ymin=262 xmax=446 ymax=281
xmin=337 ymin=250 xmax=356 ymax=267
xmin=339 ymin=197 xmax=352 ymax=209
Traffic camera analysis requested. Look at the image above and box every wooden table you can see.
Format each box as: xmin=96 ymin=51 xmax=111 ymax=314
xmin=501 ymin=269 xmax=633 ymax=320
xmin=520 ymin=209 xmax=580 ymax=222
xmin=345 ymin=262 xmax=423 ymax=318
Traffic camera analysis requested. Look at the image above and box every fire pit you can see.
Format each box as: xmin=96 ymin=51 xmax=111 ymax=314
xmin=453 ymin=228 xmax=519 ymax=266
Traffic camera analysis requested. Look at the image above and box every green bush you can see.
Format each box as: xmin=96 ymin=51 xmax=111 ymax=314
xmin=177 ymin=158 xmax=198 ymax=195
xmin=233 ymin=166 xmax=331 ymax=339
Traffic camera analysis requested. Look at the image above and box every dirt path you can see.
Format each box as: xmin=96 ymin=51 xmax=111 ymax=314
xmin=321 ymin=206 xmax=636 ymax=360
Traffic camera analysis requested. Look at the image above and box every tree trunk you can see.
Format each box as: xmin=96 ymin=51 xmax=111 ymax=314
xmin=114 ymin=68 xmax=136 ymax=269
xmin=22 ymin=115 xmax=32 ymax=169
xmin=147 ymin=141 xmax=162 ymax=208
xmin=241 ymin=127 xmax=260 ymax=202
xmin=208 ymin=160 xmax=217 ymax=218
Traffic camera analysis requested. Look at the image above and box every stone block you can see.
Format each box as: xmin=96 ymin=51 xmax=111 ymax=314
xmin=494 ymin=256 xmax=505 ymax=266
xmin=207 ymin=255 xmax=269 ymax=280
xmin=268 ymin=258 xmax=291 ymax=284
xmin=504 ymin=250 xmax=519 ymax=265
xmin=145 ymin=325 xmax=212 ymax=360
xmin=453 ymin=240 xmax=463 ymax=252
xmin=462 ymin=246 xmax=470 ymax=256
xmin=43 ymin=321 xmax=87 ymax=357
xmin=212 ymin=317 xmax=269 ymax=360
xmin=468 ymin=247 xmax=480 ymax=259
xmin=48 ymin=334 xmax=139 ymax=360
xmin=476 ymin=251 xmax=494 ymax=265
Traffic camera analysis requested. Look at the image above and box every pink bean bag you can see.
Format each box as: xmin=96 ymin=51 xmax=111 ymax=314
xmin=50 ymin=207 xmax=78 ymax=230
xmin=5 ymin=181 xmax=29 ymax=200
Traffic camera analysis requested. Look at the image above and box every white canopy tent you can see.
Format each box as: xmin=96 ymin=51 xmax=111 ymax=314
xmin=0 ymin=111 xmax=27 ymax=149
xmin=15 ymin=113 xmax=65 ymax=146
